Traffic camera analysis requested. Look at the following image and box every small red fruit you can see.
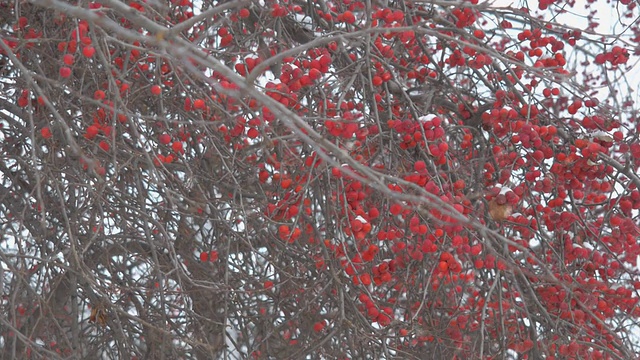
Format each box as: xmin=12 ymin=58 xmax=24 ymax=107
xmin=247 ymin=128 xmax=260 ymax=139
xmin=95 ymin=165 xmax=106 ymax=176
xmin=199 ymin=252 xmax=208 ymax=262
xmin=209 ymin=250 xmax=219 ymax=262
xmin=150 ymin=85 xmax=162 ymax=95
xmin=59 ymin=67 xmax=72 ymax=78
xmin=308 ymin=68 xmax=322 ymax=80
xmin=41 ymin=127 xmax=52 ymax=139
xmin=239 ymin=8 xmax=250 ymax=18
xmin=193 ymin=99 xmax=205 ymax=109
xmin=438 ymin=261 xmax=449 ymax=272
xmin=377 ymin=313 xmax=391 ymax=326
xmin=82 ymin=46 xmax=95 ymax=58
xmin=85 ymin=125 xmax=99 ymax=139
xmin=17 ymin=95 xmax=29 ymax=108
xmin=17 ymin=17 xmax=28 ymax=30
xmin=342 ymin=11 xmax=355 ymax=24
xmin=99 ymin=140 xmax=110 ymax=151
xmin=220 ymin=34 xmax=233 ymax=47
xmin=62 ymin=54 xmax=74 ymax=65
xmin=281 ymin=178 xmax=292 ymax=189
xmin=313 ymin=321 xmax=326 ymax=332
xmin=94 ymin=90 xmax=105 ymax=100
xmin=171 ymin=141 xmax=183 ymax=153
xmin=159 ymin=133 xmax=171 ymax=145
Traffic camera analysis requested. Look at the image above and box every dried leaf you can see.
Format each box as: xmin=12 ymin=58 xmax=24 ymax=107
xmin=488 ymin=199 xmax=512 ymax=221
xmin=89 ymin=304 xmax=107 ymax=327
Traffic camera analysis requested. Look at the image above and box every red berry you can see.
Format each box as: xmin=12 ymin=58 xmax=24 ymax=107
xmin=377 ymin=313 xmax=391 ymax=326
xmin=199 ymin=252 xmax=208 ymax=262
xmin=17 ymin=16 xmax=28 ymax=29
xmin=96 ymin=166 xmax=107 ymax=176
xmin=193 ymin=99 xmax=205 ymax=109
xmin=342 ymin=11 xmax=355 ymax=24
xmin=171 ymin=141 xmax=184 ymax=153
xmin=235 ymin=63 xmax=247 ymax=76
xmin=319 ymin=54 xmax=332 ymax=67
xmin=59 ymin=67 xmax=72 ymax=78
xmin=313 ymin=321 xmax=325 ymax=332
xmin=85 ymin=125 xmax=99 ymax=139
xmin=308 ymin=68 xmax=322 ymax=80
xmin=239 ymin=8 xmax=250 ymax=18
xmin=17 ymin=95 xmax=29 ymax=108
xmin=159 ymin=133 xmax=171 ymax=145
xmin=151 ymin=85 xmax=162 ymax=95
xmin=247 ymin=128 xmax=260 ymax=139
xmin=82 ymin=46 xmax=95 ymax=58
xmin=63 ymin=54 xmax=74 ymax=65
xmin=41 ymin=127 xmax=52 ymax=139
xmin=220 ymin=34 xmax=233 ymax=47
xmin=209 ymin=250 xmax=219 ymax=262
xmin=438 ymin=261 xmax=449 ymax=272
xmin=94 ymin=90 xmax=105 ymax=100
xmin=99 ymin=140 xmax=110 ymax=152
